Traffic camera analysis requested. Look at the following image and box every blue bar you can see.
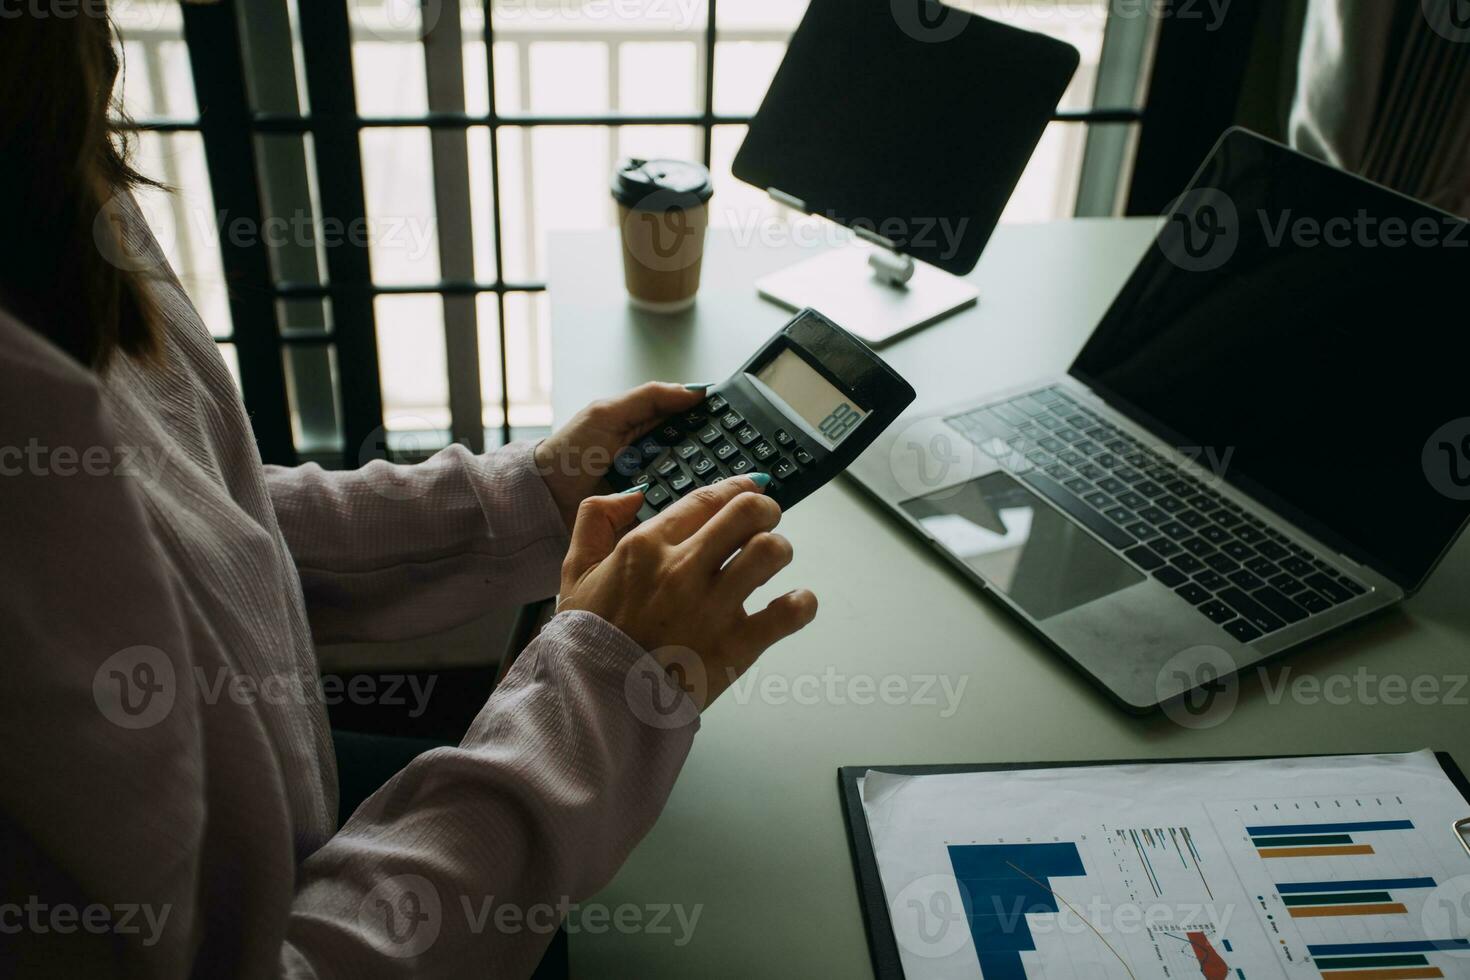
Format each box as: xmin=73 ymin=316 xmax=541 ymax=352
xmin=949 ymin=842 xmax=1087 ymax=880
xmin=977 ymin=949 xmax=1028 ymax=980
xmin=948 ymin=843 xmax=1087 ymax=980
xmin=1243 ymin=819 xmax=1414 ymax=836
xmin=1307 ymin=939 xmax=1470 ymax=956
xmin=1276 ymin=877 xmax=1436 ymax=894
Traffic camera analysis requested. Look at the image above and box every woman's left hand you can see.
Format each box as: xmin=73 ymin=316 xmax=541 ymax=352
xmin=534 ymin=382 xmax=709 ymax=531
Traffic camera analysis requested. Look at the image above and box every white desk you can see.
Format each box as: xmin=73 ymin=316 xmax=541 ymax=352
xmin=547 ymin=222 xmax=1470 ymax=978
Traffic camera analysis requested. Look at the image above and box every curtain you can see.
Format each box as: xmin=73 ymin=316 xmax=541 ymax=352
xmin=1291 ymin=0 xmax=1470 ymax=215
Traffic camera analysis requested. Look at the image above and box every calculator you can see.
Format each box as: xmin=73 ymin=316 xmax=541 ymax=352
xmin=607 ymin=308 xmax=916 ymax=521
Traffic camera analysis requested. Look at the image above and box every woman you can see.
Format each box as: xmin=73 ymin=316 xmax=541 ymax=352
xmin=0 ymin=10 xmax=817 ymax=977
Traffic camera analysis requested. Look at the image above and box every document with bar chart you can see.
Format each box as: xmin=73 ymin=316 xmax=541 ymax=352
xmin=859 ymin=752 xmax=1470 ymax=980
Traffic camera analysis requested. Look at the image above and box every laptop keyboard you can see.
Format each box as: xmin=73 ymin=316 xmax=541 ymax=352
xmin=946 ymin=386 xmax=1367 ymax=644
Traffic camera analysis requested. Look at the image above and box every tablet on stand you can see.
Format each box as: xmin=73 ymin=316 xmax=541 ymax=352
xmin=733 ymin=0 xmax=1081 ymax=346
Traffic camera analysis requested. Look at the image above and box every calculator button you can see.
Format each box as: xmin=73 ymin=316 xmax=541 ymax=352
xmin=721 ymin=411 xmax=745 ymax=430
xmin=639 ymin=437 xmax=663 ymax=459
xmin=793 ymin=446 xmax=814 ymax=466
xmin=644 ymin=484 xmax=673 ymax=509
xmin=773 ymin=457 xmax=799 ymax=480
xmin=669 ymin=472 xmax=693 ymax=494
xmin=735 ymin=425 xmax=760 ymax=446
xmin=658 ymin=424 xmax=682 ymax=444
xmin=614 ymin=446 xmax=642 ymax=475
xmin=752 ymin=441 xmax=777 ymax=462
xmin=727 ymin=455 xmax=753 ymax=475
xmin=774 ymin=428 xmax=794 ymax=447
xmin=678 ymin=411 xmax=707 ymax=431
xmin=674 ymin=439 xmax=700 ymax=460
xmin=691 ymin=456 xmax=717 ymax=478
xmin=713 ymin=441 xmax=738 ymax=461
xmin=696 ymin=424 xmax=722 ymax=446
xmin=654 ymin=457 xmax=679 ymax=478
xmin=706 ymin=394 xmax=728 ymax=414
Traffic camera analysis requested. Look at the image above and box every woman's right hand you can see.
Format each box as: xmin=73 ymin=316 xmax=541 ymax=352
xmin=556 ymin=474 xmax=819 ymax=710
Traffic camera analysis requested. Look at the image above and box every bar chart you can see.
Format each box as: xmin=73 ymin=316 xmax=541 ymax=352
xmin=1276 ymin=877 xmax=1438 ymax=920
xmin=1249 ymin=820 xmax=1417 ymax=860
xmin=864 ymin=755 xmax=1470 ymax=980
xmin=945 ymin=842 xmax=1089 ymax=980
xmin=1208 ymin=792 xmax=1470 ymax=980
xmin=944 ymin=822 xmax=1258 ymax=980
xmin=1306 ymin=938 xmax=1470 ymax=979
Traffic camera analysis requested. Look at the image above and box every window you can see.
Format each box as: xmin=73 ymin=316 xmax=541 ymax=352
xmin=116 ymin=0 xmax=1154 ymax=466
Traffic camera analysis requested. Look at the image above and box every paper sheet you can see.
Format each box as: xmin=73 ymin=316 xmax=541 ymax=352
xmin=860 ymin=751 xmax=1470 ymax=979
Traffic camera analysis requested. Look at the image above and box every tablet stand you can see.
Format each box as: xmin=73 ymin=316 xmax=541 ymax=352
xmin=754 ymin=189 xmax=979 ymax=348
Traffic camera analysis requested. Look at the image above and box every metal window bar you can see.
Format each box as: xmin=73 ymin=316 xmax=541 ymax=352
xmin=124 ymin=1 xmax=1150 ymax=460
xmin=1075 ymin=1 xmax=1160 ymax=216
xmin=483 ymin=0 xmax=514 ymax=444
xmin=178 ymin=3 xmax=296 ymax=465
xmin=294 ymin=0 xmax=387 ymax=463
xmin=423 ymin=8 xmax=487 ymax=451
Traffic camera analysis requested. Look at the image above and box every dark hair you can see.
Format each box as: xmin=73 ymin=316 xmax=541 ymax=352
xmin=0 ymin=4 xmax=164 ymax=370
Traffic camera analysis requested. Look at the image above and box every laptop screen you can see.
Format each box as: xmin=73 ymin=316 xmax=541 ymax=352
xmin=1070 ymin=129 xmax=1470 ymax=590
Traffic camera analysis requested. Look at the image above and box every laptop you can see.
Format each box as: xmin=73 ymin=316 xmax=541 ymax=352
xmin=849 ymin=128 xmax=1470 ymax=712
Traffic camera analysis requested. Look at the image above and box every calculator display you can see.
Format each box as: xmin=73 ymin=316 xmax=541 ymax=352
xmin=750 ymin=348 xmax=869 ymax=450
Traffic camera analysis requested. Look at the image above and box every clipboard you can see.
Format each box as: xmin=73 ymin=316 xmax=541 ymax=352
xmin=838 ymin=753 xmax=1470 ymax=980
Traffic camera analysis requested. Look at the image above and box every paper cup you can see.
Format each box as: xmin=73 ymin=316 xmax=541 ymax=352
xmin=612 ymin=158 xmax=714 ymax=313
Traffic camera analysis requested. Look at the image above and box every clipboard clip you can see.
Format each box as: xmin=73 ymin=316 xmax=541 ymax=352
xmin=1455 ymin=818 xmax=1470 ymax=858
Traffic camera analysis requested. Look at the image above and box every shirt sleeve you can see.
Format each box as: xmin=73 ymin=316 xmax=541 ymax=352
xmin=0 ymin=320 xmax=700 ymax=977
xmin=282 ymin=611 xmax=699 ymax=978
xmin=263 ymin=442 xmax=572 ymax=644
xmin=0 ymin=323 xmax=206 ymax=978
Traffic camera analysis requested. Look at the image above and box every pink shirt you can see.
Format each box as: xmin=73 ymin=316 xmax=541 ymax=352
xmin=0 ymin=203 xmax=697 ymax=976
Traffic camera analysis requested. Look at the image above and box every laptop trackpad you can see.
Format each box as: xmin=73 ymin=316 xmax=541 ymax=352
xmin=900 ymin=472 xmax=1144 ymax=621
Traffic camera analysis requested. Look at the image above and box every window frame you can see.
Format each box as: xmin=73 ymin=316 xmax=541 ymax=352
xmin=124 ymin=0 xmax=1150 ymax=467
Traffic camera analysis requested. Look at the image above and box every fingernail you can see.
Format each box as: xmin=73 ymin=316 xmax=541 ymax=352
xmin=748 ymin=472 xmax=772 ymax=489
xmin=683 ymin=382 xmax=713 ymax=391
xmin=619 ymin=484 xmax=648 ymax=495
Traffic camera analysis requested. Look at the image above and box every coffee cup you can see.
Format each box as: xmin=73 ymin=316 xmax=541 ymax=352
xmin=611 ymin=158 xmax=713 ymax=313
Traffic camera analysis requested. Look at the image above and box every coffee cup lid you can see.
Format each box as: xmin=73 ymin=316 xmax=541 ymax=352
xmin=611 ymin=158 xmax=714 ymax=210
